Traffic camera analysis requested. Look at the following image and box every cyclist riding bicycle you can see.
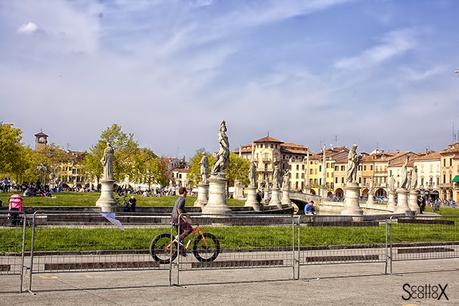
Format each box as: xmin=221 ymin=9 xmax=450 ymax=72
xmin=171 ymin=187 xmax=193 ymax=256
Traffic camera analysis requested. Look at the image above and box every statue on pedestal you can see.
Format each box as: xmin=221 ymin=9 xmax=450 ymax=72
xmin=282 ymin=169 xmax=290 ymax=190
xmin=406 ymin=170 xmax=412 ymax=190
xmin=368 ymin=178 xmax=374 ymax=198
xmin=101 ymin=142 xmax=114 ymax=180
xmin=211 ymin=121 xmax=229 ymax=175
xmin=345 ymin=144 xmax=361 ymax=184
xmin=249 ymin=160 xmax=257 ymax=188
xmin=200 ymin=155 xmax=209 ymax=184
xmin=272 ymin=163 xmax=280 ymax=189
xmin=410 ymin=166 xmax=418 ymax=191
xmin=388 ymin=175 xmax=395 ymax=193
xmin=399 ymin=156 xmax=409 ymax=189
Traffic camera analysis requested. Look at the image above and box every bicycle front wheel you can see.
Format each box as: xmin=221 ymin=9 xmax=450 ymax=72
xmin=150 ymin=233 xmax=178 ymax=264
xmin=193 ymin=233 xmax=220 ymax=262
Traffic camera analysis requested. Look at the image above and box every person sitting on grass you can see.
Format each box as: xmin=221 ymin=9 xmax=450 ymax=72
xmin=171 ymin=187 xmax=192 ymax=256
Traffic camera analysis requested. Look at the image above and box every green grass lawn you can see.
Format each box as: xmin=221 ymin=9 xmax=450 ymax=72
xmin=0 ymin=192 xmax=245 ymax=207
xmin=424 ymin=206 xmax=459 ymax=216
xmin=1 ymin=222 xmax=457 ymax=253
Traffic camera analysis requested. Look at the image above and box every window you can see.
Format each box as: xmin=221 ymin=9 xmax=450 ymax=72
xmin=364 ymin=165 xmax=367 ymax=171
xmin=335 ymin=166 xmax=339 ymax=171
xmin=301 ymin=173 xmax=304 ymax=179
xmin=296 ymin=165 xmax=299 ymax=170
xmin=302 ymin=165 xmax=305 ymax=170
xmin=319 ymin=165 xmax=322 ymax=171
xmin=341 ymin=165 xmax=345 ymax=171
xmin=296 ymin=173 xmax=299 ymax=179
xmin=341 ymin=177 xmax=344 ymax=183
xmin=443 ymin=174 xmax=446 ymax=184
xmin=370 ymin=165 xmax=373 ymax=170
xmin=335 ymin=177 xmax=338 ymax=183
xmin=450 ymin=158 xmax=453 ymax=167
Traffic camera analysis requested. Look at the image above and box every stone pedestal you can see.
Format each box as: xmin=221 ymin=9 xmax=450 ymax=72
xmin=269 ymin=187 xmax=282 ymax=209
xmin=408 ymin=190 xmax=420 ymax=214
xmin=387 ymin=191 xmax=396 ymax=212
xmin=395 ymin=188 xmax=411 ymax=214
xmin=96 ymin=179 xmax=117 ymax=212
xmin=244 ymin=186 xmax=260 ymax=211
xmin=281 ymin=189 xmax=291 ymax=206
xmin=341 ymin=183 xmax=363 ymax=215
xmin=194 ymin=183 xmax=209 ymax=207
xmin=201 ymin=175 xmax=231 ymax=216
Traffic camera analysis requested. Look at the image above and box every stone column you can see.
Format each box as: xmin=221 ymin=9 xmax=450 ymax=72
xmin=194 ymin=183 xmax=209 ymax=207
xmin=201 ymin=175 xmax=232 ymax=215
xmin=96 ymin=179 xmax=117 ymax=212
xmin=269 ymin=187 xmax=282 ymax=209
xmin=244 ymin=186 xmax=260 ymax=211
xmin=394 ymin=188 xmax=411 ymax=214
xmin=387 ymin=191 xmax=396 ymax=212
xmin=341 ymin=183 xmax=363 ymax=215
xmin=408 ymin=190 xmax=420 ymax=214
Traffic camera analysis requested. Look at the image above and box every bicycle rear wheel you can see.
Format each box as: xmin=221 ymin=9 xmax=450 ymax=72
xmin=193 ymin=233 xmax=220 ymax=262
xmin=150 ymin=233 xmax=178 ymax=264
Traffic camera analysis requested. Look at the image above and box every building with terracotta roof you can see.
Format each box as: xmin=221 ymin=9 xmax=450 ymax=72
xmin=413 ymin=151 xmax=441 ymax=199
xmin=439 ymin=142 xmax=459 ymax=202
xmin=235 ymin=135 xmax=309 ymax=189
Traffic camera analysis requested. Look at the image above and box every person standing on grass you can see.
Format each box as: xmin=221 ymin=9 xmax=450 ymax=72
xmin=171 ymin=187 xmax=192 ymax=256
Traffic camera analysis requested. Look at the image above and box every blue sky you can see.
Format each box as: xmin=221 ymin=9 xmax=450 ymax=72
xmin=1 ymin=0 xmax=458 ymax=157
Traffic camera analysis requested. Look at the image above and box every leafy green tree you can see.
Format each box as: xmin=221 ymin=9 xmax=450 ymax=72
xmin=132 ymin=148 xmax=168 ymax=188
xmin=0 ymin=123 xmax=24 ymax=176
xmin=84 ymin=124 xmax=139 ymax=183
xmin=227 ymin=153 xmax=250 ymax=186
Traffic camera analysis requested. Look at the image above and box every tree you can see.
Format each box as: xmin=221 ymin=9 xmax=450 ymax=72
xmin=84 ymin=124 xmax=139 ymax=183
xmin=0 ymin=123 xmax=24 ymax=176
xmin=227 ymin=153 xmax=250 ymax=186
xmin=132 ymin=148 xmax=168 ymax=188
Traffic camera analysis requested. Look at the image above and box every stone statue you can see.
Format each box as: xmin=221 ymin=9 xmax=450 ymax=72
xmin=345 ymin=144 xmax=361 ymax=184
xmin=211 ymin=120 xmax=230 ymax=175
xmin=199 ymin=155 xmax=209 ymax=184
xmin=101 ymin=142 xmax=114 ymax=180
xmin=406 ymin=169 xmax=412 ymax=190
xmin=388 ymin=175 xmax=395 ymax=193
xmin=399 ymin=156 xmax=409 ymax=189
xmin=368 ymin=178 xmax=374 ymax=196
xmin=249 ymin=160 xmax=257 ymax=187
xmin=282 ymin=169 xmax=290 ymax=190
xmin=411 ymin=166 xmax=418 ymax=190
xmin=272 ymin=163 xmax=280 ymax=189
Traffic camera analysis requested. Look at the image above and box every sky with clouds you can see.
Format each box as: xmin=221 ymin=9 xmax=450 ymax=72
xmin=1 ymin=0 xmax=459 ymax=157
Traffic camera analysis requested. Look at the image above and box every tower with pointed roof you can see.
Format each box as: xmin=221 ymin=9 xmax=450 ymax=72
xmin=34 ymin=130 xmax=48 ymax=150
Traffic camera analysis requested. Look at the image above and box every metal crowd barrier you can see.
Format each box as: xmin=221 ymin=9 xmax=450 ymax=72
xmin=0 ymin=211 xmax=28 ymax=293
xmin=0 ymin=210 xmax=457 ymax=293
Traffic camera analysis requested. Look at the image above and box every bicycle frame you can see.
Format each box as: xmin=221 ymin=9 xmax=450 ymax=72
xmin=167 ymin=225 xmax=208 ymax=251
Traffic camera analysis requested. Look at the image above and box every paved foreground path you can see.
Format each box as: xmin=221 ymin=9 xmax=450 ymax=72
xmin=1 ymin=258 xmax=457 ymax=305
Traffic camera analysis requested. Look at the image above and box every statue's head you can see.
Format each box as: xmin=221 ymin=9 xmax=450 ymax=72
xmin=220 ymin=120 xmax=227 ymax=132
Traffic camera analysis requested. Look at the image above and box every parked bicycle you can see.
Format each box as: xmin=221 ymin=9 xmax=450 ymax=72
xmin=150 ymin=225 xmax=220 ymax=264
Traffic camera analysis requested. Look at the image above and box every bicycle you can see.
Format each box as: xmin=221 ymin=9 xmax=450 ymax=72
xmin=150 ymin=225 xmax=221 ymax=264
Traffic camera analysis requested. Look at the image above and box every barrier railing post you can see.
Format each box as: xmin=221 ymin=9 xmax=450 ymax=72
xmin=297 ymin=215 xmax=301 ymax=280
xmin=169 ymin=224 xmax=173 ymax=286
xmin=176 ymin=216 xmax=180 ymax=286
xmin=384 ymin=219 xmax=388 ymax=275
xmin=291 ymin=214 xmax=295 ymax=280
xmin=19 ymin=212 xmax=27 ymax=293
xmin=389 ymin=216 xmax=393 ymax=275
xmin=28 ymin=211 xmax=37 ymax=293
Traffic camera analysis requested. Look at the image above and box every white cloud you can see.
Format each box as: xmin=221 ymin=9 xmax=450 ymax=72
xmin=17 ymin=21 xmax=38 ymax=33
xmin=335 ymin=28 xmax=417 ymax=70
xmin=400 ymin=66 xmax=446 ymax=81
